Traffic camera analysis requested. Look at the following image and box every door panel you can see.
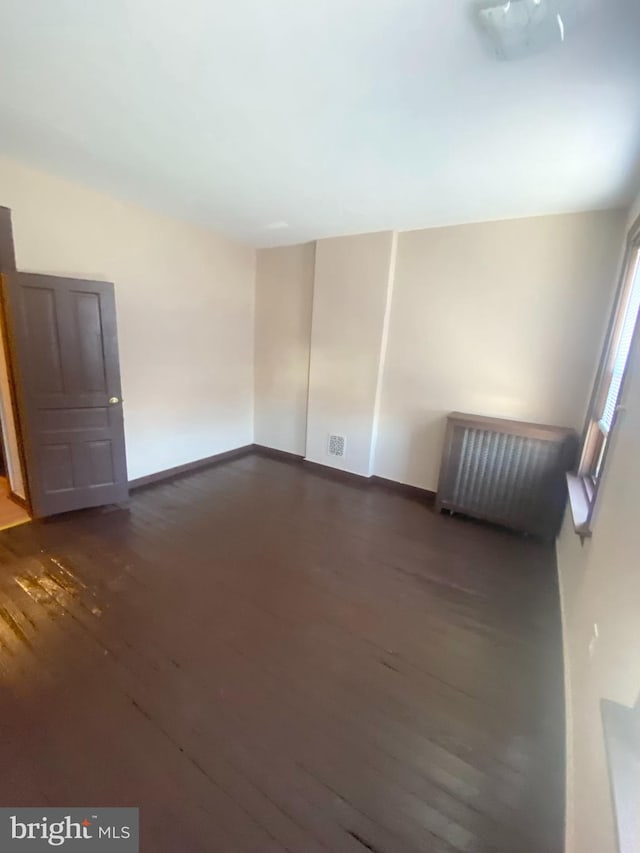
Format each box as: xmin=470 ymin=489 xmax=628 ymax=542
xmin=75 ymin=290 xmax=108 ymax=392
xmin=43 ymin=445 xmax=74 ymax=492
xmin=83 ymin=440 xmax=115 ymax=486
xmin=2 ymin=272 xmax=129 ymax=517
xmin=24 ymin=286 xmax=65 ymax=396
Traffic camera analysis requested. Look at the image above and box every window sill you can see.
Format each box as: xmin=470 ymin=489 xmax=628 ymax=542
xmin=566 ymin=473 xmax=593 ymax=539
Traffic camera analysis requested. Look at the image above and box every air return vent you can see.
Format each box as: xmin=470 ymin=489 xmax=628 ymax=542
xmin=327 ymin=434 xmax=346 ymax=458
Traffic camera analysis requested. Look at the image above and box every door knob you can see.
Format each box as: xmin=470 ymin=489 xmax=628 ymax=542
xmin=109 ymin=396 xmax=120 ymax=404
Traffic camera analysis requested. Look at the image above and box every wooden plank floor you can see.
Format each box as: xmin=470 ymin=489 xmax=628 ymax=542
xmin=0 ymin=453 xmax=564 ymax=852
xmin=0 ymin=476 xmax=30 ymax=531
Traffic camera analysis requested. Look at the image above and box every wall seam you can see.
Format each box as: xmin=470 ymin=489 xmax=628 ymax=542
xmin=301 ymin=242 xmax=317 ymax=461
xmin=368 ymin=230 xmax=398 ymax=477
xmin=250 ymin=249 xmax=259 ymax=444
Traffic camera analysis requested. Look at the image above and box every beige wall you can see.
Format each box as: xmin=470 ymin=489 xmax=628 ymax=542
xmin=557 ymin=198 xmax=640 ymax=853
xmin=255 ymin=211 xmax=625 ymax=491
xmin=254 ymin=244 xmax=315 ymax=455
xmin=306 ymin=231 xmax=395 ymax=476
xmin=0 ymin=156 xmax=255 ymax=481
xmin=374 ymin=211 xmax=626 ymax=489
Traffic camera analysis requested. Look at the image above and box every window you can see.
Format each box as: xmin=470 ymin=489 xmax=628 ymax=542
xmin=570 ymin=214 xmax=640 ymax=535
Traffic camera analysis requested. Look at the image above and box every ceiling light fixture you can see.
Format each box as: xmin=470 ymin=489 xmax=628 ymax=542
xmin=474 ymin=0 xmax=577 ymax=60
xmin=265 ymin=220 xmax=289 ymax=230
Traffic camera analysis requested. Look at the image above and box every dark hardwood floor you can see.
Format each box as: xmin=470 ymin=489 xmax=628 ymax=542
xmin=0 ymin=453 xmax=564 ymax=852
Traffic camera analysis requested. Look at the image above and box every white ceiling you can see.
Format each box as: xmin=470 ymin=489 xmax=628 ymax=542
xmin=0 ymin=0 xmax=639 ymax=247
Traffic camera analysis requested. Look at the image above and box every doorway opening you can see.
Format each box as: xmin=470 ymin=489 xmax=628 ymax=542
xmin=0 ymin=308 xmax=30 ymax=530
xmin=0 ymin=206 xmax=127 ymax=521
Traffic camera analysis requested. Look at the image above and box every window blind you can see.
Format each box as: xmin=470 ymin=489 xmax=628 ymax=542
xmin=599 ymin=253 xmax=640 ymax=434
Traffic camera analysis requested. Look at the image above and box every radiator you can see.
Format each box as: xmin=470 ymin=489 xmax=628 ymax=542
xmin=436 ymin=412 xmax=577 ymax=539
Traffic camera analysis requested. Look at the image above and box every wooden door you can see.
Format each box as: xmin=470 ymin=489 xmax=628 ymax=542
xmin=1 ymin=272 xmax=128 ymax=517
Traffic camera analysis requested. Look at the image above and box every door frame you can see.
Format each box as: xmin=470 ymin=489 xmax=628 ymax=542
xmin=0 ymin=208 xmax=32 ymax=515
xmin=0 ymin=286 xmax=31 ymax=513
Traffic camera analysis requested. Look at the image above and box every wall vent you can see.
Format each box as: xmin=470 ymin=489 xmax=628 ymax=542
xmin=327 ymin=434 xmax=346 ymax=458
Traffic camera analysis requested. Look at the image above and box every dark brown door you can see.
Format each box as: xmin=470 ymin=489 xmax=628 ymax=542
xmin=1 ymin=272 xmax=128 ymax=517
